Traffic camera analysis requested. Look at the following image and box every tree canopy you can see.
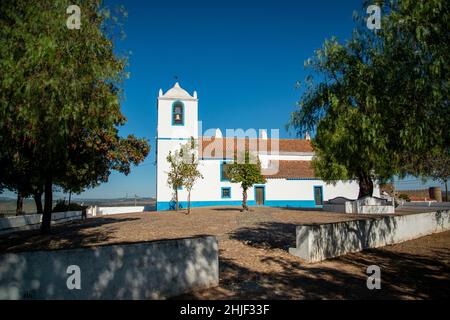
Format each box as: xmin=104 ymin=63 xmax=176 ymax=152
xmin=0 ymin=0 xmax=150 ymax=232
xmin=227 ymin=152 xmax=266 ymax=211
xmin=289 ymin=0 xmax=449 ymax=197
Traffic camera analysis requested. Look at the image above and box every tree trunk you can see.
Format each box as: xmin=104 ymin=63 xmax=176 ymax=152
xmin=175 ymin=188 xmax=179 ymax=211
xmin=68 ymin=190 xmax=72 ymax=208
xmin=33 ymin=191 xmax=43 ymax=214
xmin=445 ymin=180 xmax=448 ymax=202
xmin=358 ymin=173 xmax=374 ymax=198
xmin=242 ymin=188 xmax=248 ymax=211
xmin=16 ymin=192 xmax=24 ymax=216
xmin=187 ymin=191 xmax=191 ymax=215
xmin=40 ymin=176 xmax=53 ymax=234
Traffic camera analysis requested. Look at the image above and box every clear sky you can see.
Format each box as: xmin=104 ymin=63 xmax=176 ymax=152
xmin=4 ymin=0 xmax=443 ymax=200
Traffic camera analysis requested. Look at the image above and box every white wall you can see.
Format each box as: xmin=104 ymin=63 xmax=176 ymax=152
xmin=157 ymin=155 xmax=371 ymax=206
xmin=95 ymin=207 xmax=146 ymax=216
xmin=0 ymin=211 xmax=83 ymax=235
xmin=259 ymin=154 xmax=314 ymax=168
xmin=290 ymin=210 xmax=450 ymax=262
xmin=0 ymin=236 xmax=219 ymax=300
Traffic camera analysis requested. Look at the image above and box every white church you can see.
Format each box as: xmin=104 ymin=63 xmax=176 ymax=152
xmin=156 ymin=82 xmax=380 ymax=211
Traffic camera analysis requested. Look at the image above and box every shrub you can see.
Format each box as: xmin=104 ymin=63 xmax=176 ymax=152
xmin=398 ymin=194 xmax=410 ymax=202
xmin=52 ymin=200 xmax=84 ymax=212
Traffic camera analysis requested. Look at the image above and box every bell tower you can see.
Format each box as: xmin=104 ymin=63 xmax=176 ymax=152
xmin=156 ymin=82 xmax=198 ymax=140
xmin=156 ymin=82 xmax=199 ymax=210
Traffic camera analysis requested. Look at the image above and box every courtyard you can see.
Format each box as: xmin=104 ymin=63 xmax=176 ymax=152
xmin=0 ymin=206 xmax=449 ymax=299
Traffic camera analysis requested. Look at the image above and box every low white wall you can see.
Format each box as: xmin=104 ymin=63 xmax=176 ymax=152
xmin=289 ymin=210 xmax=450 ymax=262
xmin=94 ymin=206 xmax=146 ymax=216
xmin=0 ymin=211 xmax=82 ymax=235
xmin=0 ymin=236 xmax=219 ymax=300
xmin=400 ymin=202 xmax=450 ymax=209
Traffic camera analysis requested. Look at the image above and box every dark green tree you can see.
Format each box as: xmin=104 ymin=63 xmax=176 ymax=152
xmin=0 ymin=0 xmax=150 ymax=232
xmin=227 ymin=152 xmax=266 ymax=211
xmin=289 ymin=0 xmax=449 ymax=197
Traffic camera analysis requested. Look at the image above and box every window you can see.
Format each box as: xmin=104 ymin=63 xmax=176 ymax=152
xmin=221 ymin=162 xmax=231 ymax=181
xmin=221 ymin=187 xmax=231 ymax=199
xmin=172 ymin=101 xmax=184 ymax=125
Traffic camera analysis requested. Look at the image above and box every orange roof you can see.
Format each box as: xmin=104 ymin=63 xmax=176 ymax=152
xmin=199 ymin=137 xmax=313 ymax=158
xmin=263 ymin=160 xmax=316 ymax=179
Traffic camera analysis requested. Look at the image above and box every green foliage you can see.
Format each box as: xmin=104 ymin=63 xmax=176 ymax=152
xmin=166 ymin=137 xmax=203 ymax=212
xmin=398 ymin=194 xmax=410 ymax=202
xmin=180 ymin=138 xmax=203 ymax=214
xmin=0 ymin=0 xmax=150 ymax=232
xmin=166 ymin=149 xmax=185 ymax=211
xmin=227 ymin=152 xmax=266 ymax=211
xmin=288 ymin=0 xmax=449 ymax=198
xmin=52 ymin=200 xmax=85 ymax=213
xmin=411 ymin=148 xmax=450 ymax=201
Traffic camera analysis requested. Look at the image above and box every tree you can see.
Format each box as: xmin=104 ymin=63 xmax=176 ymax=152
xmin=0 ymin=1 xmax=150 ymax=232
xmin=180 ymin=138 xmax=203 ymax=215
xmin=166 ymin=149 xmax=185 ymax=211
xmin=289 ymin=34 xmax=394 ymax=197
xmin=415 ymin=149 xmax=450 ymax=202
xmin=166 ymin=137 xmax=203 ymax=212
xmin=227 ymin=152 xmax=266 ymax=211
xmin=288 ymin=0 xmax=449 ymax=198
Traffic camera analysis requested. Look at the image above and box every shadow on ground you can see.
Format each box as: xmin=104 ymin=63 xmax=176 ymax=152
xmin=180 ymin=242 xmax=450 ymax=300
xmin=229 ymin=222 xmax=297 ymax=250
xmin=184 ymin=220 xmax=450 ymax=299
xmin=0 ymin=216 xmax=140 ymax=253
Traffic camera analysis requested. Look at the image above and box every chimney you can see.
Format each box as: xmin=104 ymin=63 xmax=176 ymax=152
xmin=305 ymin=131 xmax=311 ymax=141
xmin=260 ymin=129 xmax=268 ymax=140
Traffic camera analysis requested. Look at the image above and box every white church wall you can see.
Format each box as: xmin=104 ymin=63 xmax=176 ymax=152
xmin=259 ymin=153 xmax=314 ymax=164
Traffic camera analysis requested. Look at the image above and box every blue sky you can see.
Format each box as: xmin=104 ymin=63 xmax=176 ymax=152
xmin=3 ymin=0 xmax=443 ymax=199
xmin=66 ymin=0 xmax=367 ymax=199
xmin=86 ymin=0 xmax=369 ymax=199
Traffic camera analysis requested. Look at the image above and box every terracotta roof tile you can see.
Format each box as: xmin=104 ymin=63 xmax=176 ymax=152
xmin=263 ymin=160 xmax=316 ymax=179
xmin=199 ymin=137 xmax=313 ymax=158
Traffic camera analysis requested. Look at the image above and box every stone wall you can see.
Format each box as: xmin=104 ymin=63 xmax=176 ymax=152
xmin=0 ymin=211 xmax=82 ymax=235
xmin=0 ymin=236 xmax=219 ymax=300
xmin=289 ymin=210 xmax=450 ymax=262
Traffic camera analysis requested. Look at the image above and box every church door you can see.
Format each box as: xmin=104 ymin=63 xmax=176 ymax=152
xmin=255 ymin=187 xmax=265 ymax=206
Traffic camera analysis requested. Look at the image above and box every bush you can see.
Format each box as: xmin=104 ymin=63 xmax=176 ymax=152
xmin=398 ymin=194 xmax=410 ymax=202
xmin=52 ymin=200 xmax=85 ymax=212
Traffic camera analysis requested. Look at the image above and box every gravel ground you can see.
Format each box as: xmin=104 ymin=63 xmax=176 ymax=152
xmin=0 ymin=206 xmax=448 ymax=299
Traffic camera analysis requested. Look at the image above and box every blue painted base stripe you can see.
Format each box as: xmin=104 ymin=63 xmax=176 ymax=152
xmin=156 ymin=200 xmax=319 ymax=211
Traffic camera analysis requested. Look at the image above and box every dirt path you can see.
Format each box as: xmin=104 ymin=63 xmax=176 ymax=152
xmin=1 ymin=207 xmax=448 ymax=299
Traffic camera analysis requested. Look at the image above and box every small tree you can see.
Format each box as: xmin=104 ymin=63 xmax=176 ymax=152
xmin=166 ymin=149 xmax=185 ymax=211
xmin=180 ymin=138 xmax=203 ymax=215
xmin=167 ymin=137 xmax=203 ymax=212
xmin=227 ymin=151 xmax=266 ymax=211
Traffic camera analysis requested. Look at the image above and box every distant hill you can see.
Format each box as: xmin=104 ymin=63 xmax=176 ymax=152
xmin=0 ymin=197 xmax=156 ymax=216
